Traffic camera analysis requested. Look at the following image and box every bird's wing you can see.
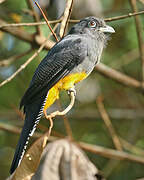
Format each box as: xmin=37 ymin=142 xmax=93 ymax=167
xmin=20 ymin=35 xmax=87 ymax=108
xmin=10 ymin=35 xmax=87 ymax=174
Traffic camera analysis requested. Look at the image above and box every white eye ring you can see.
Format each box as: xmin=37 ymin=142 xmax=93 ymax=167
xmin=88 ymin=21 xmax=97 ymax=28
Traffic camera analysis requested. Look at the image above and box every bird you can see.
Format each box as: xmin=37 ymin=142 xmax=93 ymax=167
xmin=10 ymin=16 xmax=115 ymax=174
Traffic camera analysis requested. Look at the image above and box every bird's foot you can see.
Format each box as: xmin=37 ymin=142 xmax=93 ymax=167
xmin=68 ymin=86 xmax=76 ymax=97
xmin=43 ymin=87 xmax=76 ymax=120
xmin=44 ymin=110 xmax=61 ymax=119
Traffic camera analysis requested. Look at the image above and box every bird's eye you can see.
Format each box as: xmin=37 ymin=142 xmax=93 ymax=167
xmin=88 ymin=20 xmax=97 ymax=28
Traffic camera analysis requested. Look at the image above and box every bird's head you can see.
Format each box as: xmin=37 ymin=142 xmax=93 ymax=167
xmin=69 ymin=16 xmax=115 ymax=39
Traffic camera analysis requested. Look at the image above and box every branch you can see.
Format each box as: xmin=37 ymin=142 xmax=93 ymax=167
xmin=78 ymin=141 xmax=144 ymax=164
xmin=43 ymin=90 xmax=75 ymax=141
xmin=0 ymin=19 xmax=55 ymax=50
xmin=0 ymin=19 xmax=35 ymax=43
xmin=0 ymin=20 xmax=61 ymax=28
xmin=0 ymin=49 xmax=37 ymax=88
xmin=1 ymin=10 xmax=144 ymax=29
xmin=129 ymin=0 xmax=144 ymax=81
xmin=70 ymin=108 xmax=144 ymax=120
xmin=62 ymin=10 xmax=144 ymax=23
xmin=0 ymin=49 xmax=32 ymax=67
xmin=0 ymin=122 xmax=41 ymax=138
xmin=96 ymin=96 xmax=123 ymax=151
xmin=0 ymin=24 xmax=58 ymax=88
xmin=57 ymin=100 xmax=73 ymax=140
xmin=69 ymin=10 xmax=144 ymax=23
xmin=60 ymin=0 xmax=74 ymax=38
xmin=2 ymin=121 xmax=144 ymax=164
xmin=120 ymin=138 xmax=144 ymax=156
xmin=35 ymin=1 xmax=59 ymax=42
xmin=26 ymin=0 xmax=42 ymax=36
xmin=95 ymin=63 xmax=144 ymax=90
xmin=105 ymin=10 xmax=144 ymax=22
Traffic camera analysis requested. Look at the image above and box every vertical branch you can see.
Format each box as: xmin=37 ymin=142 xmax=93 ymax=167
xmin=60 ymin=0 xmax=74 ymax=38
xmin=35 ymin=1 xmax=59 ymax=42
xmin=96 ymin=96 xmax=123 ymax=151
xmin=26 ymin=0 xmax=42 ymax=36
xmin=57 ymin=100 xmax=73 ymax=140
xmin=129 ymin=0 xmax=144 ymax=81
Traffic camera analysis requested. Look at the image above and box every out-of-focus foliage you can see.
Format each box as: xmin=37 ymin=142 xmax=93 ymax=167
xmin=1 ymin=0 xmax=144 ymax=180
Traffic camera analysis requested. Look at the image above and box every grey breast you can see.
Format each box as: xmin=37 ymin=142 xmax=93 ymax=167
xmin=71 ymin=35 xmax=104 ymax=76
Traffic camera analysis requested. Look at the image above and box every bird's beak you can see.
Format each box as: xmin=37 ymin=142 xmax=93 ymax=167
xmin=99 ymin=25 xmax=115 ymax=33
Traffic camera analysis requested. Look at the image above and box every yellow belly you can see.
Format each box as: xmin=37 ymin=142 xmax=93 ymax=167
xmin=43 ymin=72 xmax=87 ymax=110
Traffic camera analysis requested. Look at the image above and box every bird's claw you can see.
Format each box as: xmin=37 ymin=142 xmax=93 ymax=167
xmin=68 ymin=87 xmax=76 ymax=96
xmin=44 ymin=87 xmax=76 ymax=120
xmin=44 ymin=110 xmax=65 ymax=119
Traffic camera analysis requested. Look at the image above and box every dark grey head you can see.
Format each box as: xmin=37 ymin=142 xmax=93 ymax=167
xmin=69 ymin=16 xmax=115 ymax=39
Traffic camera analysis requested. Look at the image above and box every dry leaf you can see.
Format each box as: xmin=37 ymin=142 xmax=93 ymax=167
xmin=8 ymin=138 xmax=105 ymax=180
xmin=10 ymin=133 xmax=49 ymax=180
xmin=32 ymin=139 xmax=105 ymax=180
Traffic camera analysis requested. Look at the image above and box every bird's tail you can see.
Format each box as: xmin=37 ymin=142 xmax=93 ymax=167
xmin=10 ymin=96 xmax=46 ymax=174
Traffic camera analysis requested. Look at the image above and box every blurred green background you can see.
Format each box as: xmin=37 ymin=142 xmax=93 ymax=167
xmin=1 ymin=0 xmax=144 ymax=179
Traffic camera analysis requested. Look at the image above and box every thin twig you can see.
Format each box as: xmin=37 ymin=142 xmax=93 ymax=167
xmin=78 ymin=141 xmax=144 ymax=164
xmin=60 ymin=0 xmax=74 ymax=38
xmin=0 ymin=122 xmax=41 ymax=138
xmin=95 ymin=63 xmax=144 ymax=90
xmin=0 ymin=49 xmax=32 ymax=67
xmin=105 ymin=10 xmax=144 ymax=22
xmin=1 ymin=10 xmax=144 ymax=29
xmin=2 ymin=58 xmax=143 ymax=95
xmin=2 ymin=121 xmax=144 ymax=164
xmin=0 ymin=121 xmax=59 ymax=144
xmin=0 ymin=19 xmax=55 ymax=50
xmin=26 ymin=0 xmax=42 ymax=36
xmin=0 ymin=24 xmax=58 ymax=88
xmin=129 ymin=0 xmax=144 ymax=81
xmin=61 ymin=10 xmax=144 ymax=23
xmin=44 ymin=91 xmax=75 ymax=140
xmin=57 ymin=100 xmax=73 ymax=140
xmin=45 ymin=117 xmax=53 ymax=142
xmin=38 ymin=123 xmax=65 ymax=138
xmin=120 ymin=138 xmax=144 ymax=156
xmin=0 ymin=49 xmax=36 ymax=88
xmin=0 ymin=20 xmax=61 ymax=28
xmin=0 ymin=19 xmax=34 ymax=43
xmin=70 ymin=108 xmax=144 ymax=120
xmin=35 ymin=1 xmax=59 ymax=42
xmin=96 ymin=96 xmax=123 ymax=151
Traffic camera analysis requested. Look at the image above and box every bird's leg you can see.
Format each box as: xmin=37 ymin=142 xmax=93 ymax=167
xmin=44 ymin=87 xmax=76 ymax=119
xmin=58 ymin=86 xmax=76 ymax=115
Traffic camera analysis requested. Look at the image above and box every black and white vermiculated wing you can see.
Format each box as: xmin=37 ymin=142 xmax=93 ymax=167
xmin=10 ymin=35 xmax=87 ymax=174
xmin=20 ymin=35 xmax=87 ymax=108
